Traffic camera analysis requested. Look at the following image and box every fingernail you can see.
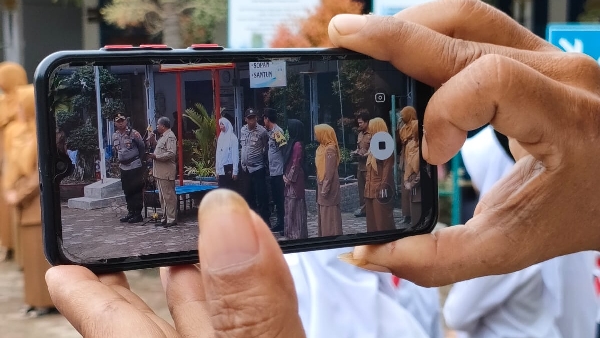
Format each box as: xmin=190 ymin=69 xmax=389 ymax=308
xmin=338 ymin=252 xmax=391 ymax=273
xmin=159 ymin=267 xmax=169 ymax=290
xmin=198 ymin=189 xmax=259 ymax=270
xmin=332 ymin=14 xmax=367 ymax=36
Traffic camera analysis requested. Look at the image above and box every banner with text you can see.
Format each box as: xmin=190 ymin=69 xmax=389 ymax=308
xmin=249 ymin=61 xmax=287 ymax=88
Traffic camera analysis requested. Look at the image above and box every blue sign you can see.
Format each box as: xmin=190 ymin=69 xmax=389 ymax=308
xmin=546 ymin=24 xmax=600 ymax=64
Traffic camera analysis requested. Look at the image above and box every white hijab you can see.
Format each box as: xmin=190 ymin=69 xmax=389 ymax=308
xmin=216 ymin=117 xmax=235 ymax=168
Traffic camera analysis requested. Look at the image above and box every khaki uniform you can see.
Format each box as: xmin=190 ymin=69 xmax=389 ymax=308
xmin=3 ymin=85 xmax=53 ymax=308
xmin=356 ymin=131 xmax=371 ymax=214
xmin=0 ymin=64 xmax=27 ymax=260
xmin=316 ymin=147 xmax=342 ymax=237
xmin=152 ymin=129 xmax=178 ymax=223
xmin=364 ymin=156 xmax=396 ymax=232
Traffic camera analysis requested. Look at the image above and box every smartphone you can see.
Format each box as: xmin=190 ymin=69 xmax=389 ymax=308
xmin=34 ymin=45 xmax=438 ymax=274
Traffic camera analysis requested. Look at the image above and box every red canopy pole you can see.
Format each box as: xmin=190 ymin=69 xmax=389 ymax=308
xmin=176 ymin=72 xmax=184 ymax=186
xmin=213 ymin=69 xmax=221 ymax=136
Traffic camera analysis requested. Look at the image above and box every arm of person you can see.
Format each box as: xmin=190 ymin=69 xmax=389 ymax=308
xmin=285 ymin=142 xmax=303 ymax=183
xmin=232 ymin=136 xmax=239 ymax=176
xmin=131 ymin=131 xmax=146 ymax=161
xmin=8 ymin=170 xmax=40 ymax=206
xmin=154 ymin=135 xmax=177 ymax=162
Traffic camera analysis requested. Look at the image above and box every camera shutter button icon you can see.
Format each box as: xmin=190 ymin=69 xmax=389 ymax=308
xmin=369 ymin=131 xmax=395 ymax=161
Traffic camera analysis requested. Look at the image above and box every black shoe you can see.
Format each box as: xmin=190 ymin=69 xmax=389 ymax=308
xmin=163 ymin=221 xmax=177 ymax=228
xmin=128 ymin=214 xmax=143 ymax=223
xmin=120 ymin=213 xmax=134 ymax=222
xmin=161 ymin=219 xmax=167 ymax=225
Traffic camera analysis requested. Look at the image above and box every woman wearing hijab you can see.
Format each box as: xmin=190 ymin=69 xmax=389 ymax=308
xmin=398 ymin=106 xmax=419 ymax=224
xmin=282 ymin=119 xmax=308 ymax=239
xmin=215 ymin=117 xmax=239 ymax=191
xmin=364 ymin=117 xmax=396 ymax=232
xmin=314 ymin=124 xmax=342 ymax=237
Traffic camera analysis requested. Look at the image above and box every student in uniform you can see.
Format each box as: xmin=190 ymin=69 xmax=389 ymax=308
xmin=285 ymin=248 xmax=430 ymax=338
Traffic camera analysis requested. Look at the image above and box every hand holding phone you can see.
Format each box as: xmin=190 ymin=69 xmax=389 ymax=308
xmin=35 ymin=47 xmax=438 ymax=273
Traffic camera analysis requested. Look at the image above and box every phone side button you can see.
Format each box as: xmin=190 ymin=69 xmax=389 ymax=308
xmin=188 ymin=44 xmax=224 ymax=50
xmin=101 ymin=45 xmax=135 ymax=51
xmin=139 ymin=44 xmax=173 ymax=50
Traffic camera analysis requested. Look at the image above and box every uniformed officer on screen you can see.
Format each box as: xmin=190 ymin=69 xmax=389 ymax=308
xmin=112 ymin=113 xmax=146 ymax=223
xmin=147 ymin=116 xmax=178 ymax=228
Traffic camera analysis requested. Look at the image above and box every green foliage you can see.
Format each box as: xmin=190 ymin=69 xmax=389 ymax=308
xmin=101 ymin=0 xmax=227 ymax=47
xmin=51 ymin=66 xmax=123 ymax=181
xmin=102 ymin=100 xmax=125 ymax=120
xmin=182 ymin=139 xmax=198 ymax=167
xmin=55 ymin=110 xmax=80 ymax=133
xmin=333 ymin=60 xmax=375 ymax=114
xmin=64 ymin=66 xmax=124 ymax=118
xmin=67 ymin=122 xmax=98 ymax=153
xmin=579 ymin=0 xmax=600 ymax=21
xmin=183 ymin=0 xmax=228 ymax=44
xmin=263 ymin=71 xmax=309 ymax=128
xmin=183 ymin=103 xmax=217 ymax=177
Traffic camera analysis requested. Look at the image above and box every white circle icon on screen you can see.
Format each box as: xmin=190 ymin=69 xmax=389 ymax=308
xmin=370 ymin=131 xmax=394 ymax=161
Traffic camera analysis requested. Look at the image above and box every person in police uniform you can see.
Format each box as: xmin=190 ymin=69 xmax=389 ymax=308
xmin=112 ymin=113 xmax=146 ymax=223
xmin=351 ymin=109 xmax=371 ymax=218
xmin=240 ymin=108 xmax=270 ymax=224
xmin=147 ymin=116 xmax=178 ymax=227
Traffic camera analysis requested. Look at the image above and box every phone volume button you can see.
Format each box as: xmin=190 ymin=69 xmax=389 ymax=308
xmin=188 ymin=44 xmax=224 ymax=50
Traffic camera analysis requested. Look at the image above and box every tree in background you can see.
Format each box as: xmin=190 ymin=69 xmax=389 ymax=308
xmin=100 ymin=0 xmax=226 ymax=48
xmin=270 ymin=0 xmax=363 ymax=48
xmin=579 ymin=0 xmax=600 ymax=21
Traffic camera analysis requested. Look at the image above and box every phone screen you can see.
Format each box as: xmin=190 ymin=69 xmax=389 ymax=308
xmin=39 ymin=50 xmax=437 ymax=268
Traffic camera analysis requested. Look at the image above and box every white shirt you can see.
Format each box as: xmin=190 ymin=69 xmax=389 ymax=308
xmin=391 ymin=277 xmax=444 ymax=338
xmin=460 ymin=125 xmax=514 ymax=196
xmin=215 ymin=118 xmax=239 ymax=176
xmin=285 ymin=248 xmax=429 ymax=338
xmin=444 ymin=265 xmax=562 ymax=338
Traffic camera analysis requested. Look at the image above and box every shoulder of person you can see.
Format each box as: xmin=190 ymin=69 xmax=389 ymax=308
xmin=131 ymin=129 xmax=142 ymax=138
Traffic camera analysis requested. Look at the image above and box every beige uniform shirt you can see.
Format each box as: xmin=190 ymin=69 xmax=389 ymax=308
xmin=152 ymin=129 xmax=177 ymax=180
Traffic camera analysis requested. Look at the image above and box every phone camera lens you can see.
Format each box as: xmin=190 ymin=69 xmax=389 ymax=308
xmin=56 ymin=161 xmax=67 ymax=172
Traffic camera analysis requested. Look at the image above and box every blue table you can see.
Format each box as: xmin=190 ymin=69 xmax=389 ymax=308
xmin=145 ymin=184 xmax=218 ymax=217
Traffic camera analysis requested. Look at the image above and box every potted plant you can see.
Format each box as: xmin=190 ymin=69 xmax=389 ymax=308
xmin=182 ymin=103 xmax=217 ymax=182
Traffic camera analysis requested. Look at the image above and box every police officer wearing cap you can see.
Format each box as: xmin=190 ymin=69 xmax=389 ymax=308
xmin=112 ymin=113 xmax=146 ymax=223
xmin=240 ymin=108 xmax=270 ymax=224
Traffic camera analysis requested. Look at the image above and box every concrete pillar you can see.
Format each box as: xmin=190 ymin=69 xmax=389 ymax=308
xmin=2 ymin=0 xmax=24 ymax=65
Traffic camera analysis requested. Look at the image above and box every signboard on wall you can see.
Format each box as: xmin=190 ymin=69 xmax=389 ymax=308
xmin=371 ymin=0 xmax=434 ymax=15
xmin=249 ymin=61 xmax=287 ymax=88
xmin=228 ymin=0 xmax=320 ymax=49
xmin=546 ymin=24 xmax=600 ymax=65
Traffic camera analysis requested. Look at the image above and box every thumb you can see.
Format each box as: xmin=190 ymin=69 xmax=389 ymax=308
xmin=197 ymin=189 xmax=305 ymax=338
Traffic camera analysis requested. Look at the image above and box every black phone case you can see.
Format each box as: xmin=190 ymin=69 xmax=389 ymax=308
xmin=34 ymin=46 xmax=438 ymax=274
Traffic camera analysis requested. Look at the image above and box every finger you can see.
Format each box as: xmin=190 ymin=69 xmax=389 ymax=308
xmin=421 ymin=54 xmax=586 ymax=165
xmin=341 ymin=157 xmax=551 ymax=287
xmin=197 ymin=189 xmax=305 ymax=337
xmin=327 ymin=14 xmax=600 ymax=89
xmin=161 ymin=265 xmax=215 ymax=337
xmin=46 ymin=266 xmax=176 ymax=337
xmin=393 ymin=0 xmax=557 ymax=52
xmin=96 ymin=272 xmax=176 ymax=334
